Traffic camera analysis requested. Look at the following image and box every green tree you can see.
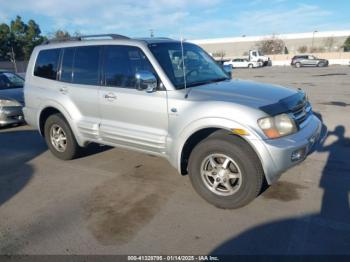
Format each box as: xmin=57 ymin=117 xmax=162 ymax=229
xmin=23 ymin=20 xmax=46 ymax=60
xmin=344 ymin=36 xmax=350 ymax=52
xmin=0 ymin=23 xmax=12 ymax=60
xmin=10 ymin=16 xmax=27 ymax=60
xmin=0 ymin=16 xmax=45 ymax=61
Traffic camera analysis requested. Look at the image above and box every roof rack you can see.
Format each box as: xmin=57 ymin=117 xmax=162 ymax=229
xmin=76 ymin=34 xmax=129 ymax=40
xmin=134 ymin=37 xmax=174 ymax=41
xmin=44 ymin=34 xmax=129 ymax=44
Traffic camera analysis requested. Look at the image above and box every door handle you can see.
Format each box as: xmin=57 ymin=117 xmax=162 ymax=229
xmin=104 ymin=92 xmax=117 ymax=101
xmin=59 ymin=87 xmax=68 ymax=94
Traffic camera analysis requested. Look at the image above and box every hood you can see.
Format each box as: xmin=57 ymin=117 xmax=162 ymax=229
xmin=188 ymin=79 xmax=297 ymax=109
xmin=0 ymin=87 xmax=24 ymax=105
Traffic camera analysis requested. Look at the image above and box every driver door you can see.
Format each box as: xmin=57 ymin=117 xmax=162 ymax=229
xmin=99 ymin=45 xmax=168 ymax=154
xmin=307 ymin=55 xmax=318 ymax=66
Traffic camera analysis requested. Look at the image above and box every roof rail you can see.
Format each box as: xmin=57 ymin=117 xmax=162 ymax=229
xmin=44 ymin=34 xmax=129 ymax=44
xmin=76 ymin=34 xmax=130 ymax=40
xmin=134 ymin=37 xmax=174 ymax=41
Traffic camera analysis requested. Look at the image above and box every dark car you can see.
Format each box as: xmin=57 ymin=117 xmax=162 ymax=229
xmin=0 ymin=71 xmax=25 ymax=127
xmin=291 ymin=55 xmax=329 ymax=68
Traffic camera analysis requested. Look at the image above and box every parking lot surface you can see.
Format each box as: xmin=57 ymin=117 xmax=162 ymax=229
xmin=0 ymin=66 xmax=349 ymax=255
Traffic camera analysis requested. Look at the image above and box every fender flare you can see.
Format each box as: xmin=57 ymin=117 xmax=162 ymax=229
xmin=172 ymin=117 xmax=264 ymax=173
xmin=37 ymin=100 xmax=85 ymax=147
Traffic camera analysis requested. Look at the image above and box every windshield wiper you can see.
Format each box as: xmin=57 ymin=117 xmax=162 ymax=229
xmin=186 ymin=77 xmax=229 ymax=88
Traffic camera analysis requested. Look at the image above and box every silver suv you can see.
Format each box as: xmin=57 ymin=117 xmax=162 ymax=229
xmin=24 ymin=34 xmax=322 ymax=208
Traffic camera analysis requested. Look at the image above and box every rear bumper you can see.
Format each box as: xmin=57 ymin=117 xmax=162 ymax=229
xmin=23 ymin=106 xmax=39 ymax=129
xmin=0 ymin=106 xmax=24 ymax=127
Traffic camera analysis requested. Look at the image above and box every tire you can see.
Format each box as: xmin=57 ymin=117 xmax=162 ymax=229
xmin=188 ymin=134 xmax=264 ymax=209
xmin=317 ymin=62 xmax=326 ymax=67
xmin=295 ymin=62 xmax=301 ymax=68
xmin=44 ymin=113 xmax=81 ymax=160
xmin=248 ymin=64 xmax=253 ymax=68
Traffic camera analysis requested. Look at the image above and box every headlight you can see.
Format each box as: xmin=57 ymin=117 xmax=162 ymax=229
xmin=258 ymin=113 xmax=297 ymax=139
xmin=0 ymin=99 xmax=21 ymax=107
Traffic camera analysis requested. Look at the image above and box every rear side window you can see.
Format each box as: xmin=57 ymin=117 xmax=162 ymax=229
xmin=34 ymin=49 xmax=60 ymax=80
xmin=103 ymin=45 xmax=156 ymax=88
xmin=72 ymin=46 xmax=101 ymax=85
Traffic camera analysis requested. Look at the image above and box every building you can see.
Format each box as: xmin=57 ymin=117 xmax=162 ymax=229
xmin=190 ymin=30 xmax=350 ymax=58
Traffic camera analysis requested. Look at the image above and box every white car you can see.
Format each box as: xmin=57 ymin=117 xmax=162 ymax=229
xmin=224 ymin=58 xmax=261 ymax=68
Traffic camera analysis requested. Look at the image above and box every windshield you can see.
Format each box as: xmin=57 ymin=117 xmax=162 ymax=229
xmin=148 ymin=42 xmax=229 ymax=89
xmin=0 ymin=72 xmax=24 ymax=89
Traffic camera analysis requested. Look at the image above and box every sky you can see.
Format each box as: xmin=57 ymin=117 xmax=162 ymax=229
xmin=0 ymin=0 xmax=349 ymax=40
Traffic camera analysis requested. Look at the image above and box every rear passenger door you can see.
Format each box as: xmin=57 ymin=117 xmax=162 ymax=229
xmin=99 ymin=45 xmax=168 ymax=154
xmin=57 ymin=46 xmax=102 ymax=140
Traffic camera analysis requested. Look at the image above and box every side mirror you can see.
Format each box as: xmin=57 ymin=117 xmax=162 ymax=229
xmin=223 ymin=64 xmax=233 ymax=78
xmin=135 ymin=70 xmax=157 ymax=93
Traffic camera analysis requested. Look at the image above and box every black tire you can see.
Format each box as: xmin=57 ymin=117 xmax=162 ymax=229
xmin=188 ymin=134 xmax=264 ymax=209
xmin=44 ymin=113 xmax=81 ymax=160
xmin=295 ymin=62 xmax=301 ymax=68
xmin=317 ymin=62 xmax=326 ymax=67
xmin=248 ymin=64 xmax=253 ymax=68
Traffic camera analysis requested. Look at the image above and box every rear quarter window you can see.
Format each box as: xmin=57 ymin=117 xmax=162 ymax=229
xmin=34 ymin=49 xmax=60 ymax=80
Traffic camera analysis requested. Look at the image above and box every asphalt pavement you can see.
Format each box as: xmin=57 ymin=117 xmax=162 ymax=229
xmin=0 ymin=65 xmax=349 ymax=255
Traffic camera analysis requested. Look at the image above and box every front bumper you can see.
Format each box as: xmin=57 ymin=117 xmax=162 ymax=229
xmin=256 ymin=114 xmax=322 ymax=184
xmin=0 ymin=106 xmax=24 ymax=127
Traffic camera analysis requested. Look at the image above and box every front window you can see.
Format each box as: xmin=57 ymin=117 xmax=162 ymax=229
xmin=102 ymin=45 xmax=156 ymax=88
xmin=148 ymin=42 xmax=229 ymax=89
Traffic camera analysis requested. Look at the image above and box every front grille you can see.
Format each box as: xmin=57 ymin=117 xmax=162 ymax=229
xmin=291 ymin=102 xmax=311 ymax=126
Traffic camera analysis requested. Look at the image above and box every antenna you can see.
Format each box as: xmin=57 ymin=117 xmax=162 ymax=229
xmin=180 ymin=36 xmax=187 ymax=98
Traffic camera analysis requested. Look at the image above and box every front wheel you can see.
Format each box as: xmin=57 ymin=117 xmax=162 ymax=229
xmin=295 ymin=62 xmax=301 ymax=68
xmin=248 ymin=64 xmax=253 ymax=68
xmin=188 ymin=134 xmax=264 ymax=209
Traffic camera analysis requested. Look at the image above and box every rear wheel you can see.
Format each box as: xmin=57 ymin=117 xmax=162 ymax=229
xmin=248 ymin=64 xmax=253 ymax=68
xmin=188 ymin=134 xmax=264 ymax=209
xmin=44 ymin=113 xmax=81 ymax=160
